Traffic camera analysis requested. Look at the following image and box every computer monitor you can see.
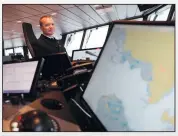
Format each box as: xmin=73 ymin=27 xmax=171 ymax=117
xmin=41 ymin=52 xmax=72 ymax=80
xmin=82 ymin=21 xmax=175 ymax=131
xmin=3 ymin=59 xmax=44 ymax=94
xmin=3 ymin=56 xmax=12 ymax=63
xmin=72 ymin=47 xmax=102 ymax=61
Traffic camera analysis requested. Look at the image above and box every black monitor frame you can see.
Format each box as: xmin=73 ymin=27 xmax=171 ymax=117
xmin=71 ymin=47 xmax=102 ymax=61
xmin=80 ymin=21 xmax=175 ymax=131
xmin=39 ymin=52 xmax=72 ymax=80
xmin=3 ymin=58 xmax=45 ymax=96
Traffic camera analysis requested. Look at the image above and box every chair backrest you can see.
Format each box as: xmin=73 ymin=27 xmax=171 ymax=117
xmin=22 ymin=22 xmax=37 ymax=58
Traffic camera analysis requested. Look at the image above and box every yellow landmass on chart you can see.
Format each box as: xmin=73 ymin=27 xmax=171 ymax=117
xmin=161 ymin=111 xmax=174 ymax=125
xmin=124 ymin=26 xmax=174 ymax=103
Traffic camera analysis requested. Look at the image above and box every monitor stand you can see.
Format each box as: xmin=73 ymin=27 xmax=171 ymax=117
xmin=40 ymin=98 xmax=64 ymax=110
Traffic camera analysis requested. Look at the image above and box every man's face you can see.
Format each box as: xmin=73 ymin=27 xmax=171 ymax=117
xmin=40 ymin=17 xmax=55 ymax=36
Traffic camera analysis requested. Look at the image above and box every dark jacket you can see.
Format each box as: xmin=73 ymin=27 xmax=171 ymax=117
xmin=33 ymin=34 xmax=66 ymax=57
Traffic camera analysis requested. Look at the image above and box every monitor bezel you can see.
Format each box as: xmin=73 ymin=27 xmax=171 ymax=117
xmin=3 ymin=58 xmax=45 ymax=95
xmin=39 ymin=52 xmax=72 ymax=80
xmin=81 ymin=21 xmax=175 ymax=131
xmin=71 ymin=47 xmax=102 ymax=61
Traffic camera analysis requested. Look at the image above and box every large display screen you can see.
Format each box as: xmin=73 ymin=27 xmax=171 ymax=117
xmin=83 ymin=23 xmax=174 ymax=131
xmin=3 ymin=61 xmax=38 ymax=93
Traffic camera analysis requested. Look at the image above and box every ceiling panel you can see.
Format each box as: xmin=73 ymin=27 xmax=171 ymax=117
xmin=28 ymin=12 xmax=83 ymax=33
xmin=53 ymin=18 xmax=81 ymax=30
xmin=21 ymin=17 xmax=39 ymax=24
xmin=3 ymin=21 xmax=16 ymax=28
xmin=3 ymin=11 xmax=21 ymax=18
xmin=27 ymin=15 xmax=41 ymax=22
xmin=3 ymin=13 xmax=25 ymax=22
xmin=3 ymin=23 xmax=23 ymax=32
xmin=25 ymin=5 xmax=53 ymax=13
xmin=3 ymin=18 xmax=10 ymax=22
xmin=55 ymin=14 xmax=83 ymax=27
xmin=34 ymin=11 xmax=83 ymax=28
xmin=5 ymin=5 xmax=42 ymax=15
xmin=43 ymin=5 xmax=64 ymax=11
xmin=90 ymin=5 xmax=110 ymax=22
xmin=75 ymin=5 xmax=106 ymax=24
xmin=3 ymin=14 xmax=25 ymax=23
xmin=66 ymin=6 xmax=98 ymax=25
xmin=60 ymin=5 xmax=75 ymax=8
xmin=40 ymin=6 xmax=88 ymax=28
xmin=3 ymin=16 xmax=15 ymax=22
xmin=2 ymin=22 xmax=13 ymax=27
xmin=3 ymin=6 xmax=32 ymax=18
xmin=57 ymin=8 xmax=92 ymax=27
xmin=3 ymin=15 xmax=24 ymax=22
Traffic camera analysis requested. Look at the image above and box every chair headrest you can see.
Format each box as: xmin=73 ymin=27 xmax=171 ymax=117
xmin=22 ymin=22 xmax=37 ymax=58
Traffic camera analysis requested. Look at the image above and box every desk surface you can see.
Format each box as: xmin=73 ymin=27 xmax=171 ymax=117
xmin=3 ymin=91 xmax=81 ymax=132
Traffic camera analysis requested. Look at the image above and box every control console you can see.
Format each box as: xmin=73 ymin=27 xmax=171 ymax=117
xmin=10 ymin=110 xmax=60 ymax=132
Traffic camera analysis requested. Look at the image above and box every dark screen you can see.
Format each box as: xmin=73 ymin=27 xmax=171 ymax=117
xmin=41 ymin=53 xmax=72 ymax=80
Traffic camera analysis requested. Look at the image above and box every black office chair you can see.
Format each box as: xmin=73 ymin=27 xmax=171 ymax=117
xmin=22 ymin=22 xmax=37 ymax=58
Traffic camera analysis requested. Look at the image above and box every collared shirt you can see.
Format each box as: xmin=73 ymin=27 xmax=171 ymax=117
xmin=42 ymin=34 xmax=55 ymax=39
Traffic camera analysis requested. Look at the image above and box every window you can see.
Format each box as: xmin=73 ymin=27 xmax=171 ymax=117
xmin=4 ymin=40 xmax=13 ymax=49
xmin=148 ymin=12 xmax=156 ymax=21
xmin=172 ymin=12 xmax=175 ymax=21
xmin=82 ymin=25 xmax=109 ymax=49
xmin=64 ymin=31 xmax=84 ymax=57
xmin=155 ymin=5 xmax=171 ymax=21
xmin=12 ymin=38 xmax=24 ymax=47
xmin=148 ymin=5 xmax=171 ymax=21
xmin=130 ymin=18 xmax=143 ymax=21
xmin=14 ymin=47 xmax=24 ymax=56
xmin=5 ymin=49 xmax=13 ymax=56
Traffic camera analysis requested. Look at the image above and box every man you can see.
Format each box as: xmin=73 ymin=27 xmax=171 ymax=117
xmin=34 ymin=15 xmax=66 ymax=57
